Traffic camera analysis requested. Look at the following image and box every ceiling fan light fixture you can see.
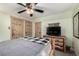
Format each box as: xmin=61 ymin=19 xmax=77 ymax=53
xmin=26 ymin=8 xmax=33 ymax=14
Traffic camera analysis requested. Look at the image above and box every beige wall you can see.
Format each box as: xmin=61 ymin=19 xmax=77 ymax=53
xmin=73 ymin=37 xmax=79 ymax=55
xmin=0 ymin=12 xmax=11 ymax=42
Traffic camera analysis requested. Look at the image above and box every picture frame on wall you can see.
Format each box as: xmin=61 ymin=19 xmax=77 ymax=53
xmin=73 ymin=12 xmax=79 ymax=39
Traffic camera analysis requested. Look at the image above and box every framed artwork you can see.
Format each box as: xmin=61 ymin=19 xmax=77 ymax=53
xmin=73 ymin=12 xmax=79 ymax=39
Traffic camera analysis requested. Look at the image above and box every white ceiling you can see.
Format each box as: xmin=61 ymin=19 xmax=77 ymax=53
xmin=0 ymin=3 xmax=78 ymax=19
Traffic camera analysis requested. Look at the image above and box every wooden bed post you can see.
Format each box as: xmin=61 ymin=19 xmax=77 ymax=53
xmin=49 ymin=36 xmax=55 ymax=56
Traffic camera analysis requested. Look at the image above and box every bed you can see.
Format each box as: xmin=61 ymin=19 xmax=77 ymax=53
xmin=0 ymin=37 xmax=51 ymax=56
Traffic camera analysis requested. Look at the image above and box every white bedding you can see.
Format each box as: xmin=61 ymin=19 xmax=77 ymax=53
xmin=0 ymin=37 xmax=51 ymax=56
xmin=23 ymin=37 xmax=51 ymax=56
xmin=37 ymin=42 xmax=51 ymax=56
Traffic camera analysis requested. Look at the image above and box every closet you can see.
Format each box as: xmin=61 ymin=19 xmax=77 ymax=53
xmin=11 ymin=16 xmax=32 ymax=39
xmin=35 ymin=22 xmax=41 ymax=37
xmin=25 ymin=20 xmax=32 ymax=37
xmin=11 ymin=17 xmax=24 ymax=39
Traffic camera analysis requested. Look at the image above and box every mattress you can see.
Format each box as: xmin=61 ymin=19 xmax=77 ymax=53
xmin=37 ymin=42 xmax=51 ymax=56
xmin=0 ymin=38 xmax=51 ymax=56
xmin=23 ymin=37 xmax=51 ymax=56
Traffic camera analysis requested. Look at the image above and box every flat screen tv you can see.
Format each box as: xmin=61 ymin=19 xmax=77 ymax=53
xmin=46 ymin=26 xmax=61 ymax=36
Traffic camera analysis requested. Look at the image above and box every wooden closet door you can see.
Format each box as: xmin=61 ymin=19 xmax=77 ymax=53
xmin=25 ymin=21 xmax=32 ymax=37
xmin=35 ymin=22 xmax=41 ymax=37
xmin=11 ymin=17 xmax=24 ymax=39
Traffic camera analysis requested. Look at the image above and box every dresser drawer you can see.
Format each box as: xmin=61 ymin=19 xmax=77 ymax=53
xmin=55 ymin=39 xmax=64 ymax=42
xmin=55 ymin=42 xmax=63 ymax=46
xmin=55 ymin=45 xmax=63 ymax=50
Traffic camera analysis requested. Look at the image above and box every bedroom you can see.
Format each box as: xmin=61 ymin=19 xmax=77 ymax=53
xmin=0 ymin=3 xmax=79 ymax=56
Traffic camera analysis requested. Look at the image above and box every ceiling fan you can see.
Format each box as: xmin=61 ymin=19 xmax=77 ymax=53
xmin=17 ymin=3 xmax=44 ymax=17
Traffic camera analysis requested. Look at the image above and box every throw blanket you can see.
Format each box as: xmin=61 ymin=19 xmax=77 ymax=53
xmin=24 ymin=37 xmax=49 ymax=45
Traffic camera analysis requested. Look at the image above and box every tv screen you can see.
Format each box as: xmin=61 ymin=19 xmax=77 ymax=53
xmin=46 ymin=27 xmax=61 ymax=36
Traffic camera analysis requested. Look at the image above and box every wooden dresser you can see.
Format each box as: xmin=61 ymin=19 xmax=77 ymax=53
xmin=49 ymin=36 xmax=66 ymax=55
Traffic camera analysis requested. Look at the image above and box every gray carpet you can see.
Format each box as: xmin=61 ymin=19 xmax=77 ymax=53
xmin=55 ymin=50 xmax=76 ymax=56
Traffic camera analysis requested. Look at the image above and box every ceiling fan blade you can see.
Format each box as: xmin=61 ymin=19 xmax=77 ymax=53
xmin=18 ymin=10 xmax=26 ymax=13
xmin=34 ymin=9 xmax=44 ymax=13
xmin=17 ymin=3 xmax=26 ymax=7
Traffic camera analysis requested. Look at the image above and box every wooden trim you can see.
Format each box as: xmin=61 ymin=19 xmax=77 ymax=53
xmin=10 ymin=16 xmax=12 ymax=40
xmin=49 ymin=49 xmax=54 ymax=56
xmin=73 ymin=12 xmax=79 ymax=38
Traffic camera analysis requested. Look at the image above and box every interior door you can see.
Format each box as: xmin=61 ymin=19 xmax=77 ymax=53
xmin=11 ymin=17 xmax=24 ymax=39
xmin=25 ymin=20 xmax=32 ymax=37
xmin=35 ymin=22 xmax=41 ymax=37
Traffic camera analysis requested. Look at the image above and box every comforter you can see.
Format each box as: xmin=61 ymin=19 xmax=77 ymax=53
xmin=0 ymin=39 xmax=44 ymax=56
